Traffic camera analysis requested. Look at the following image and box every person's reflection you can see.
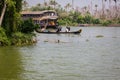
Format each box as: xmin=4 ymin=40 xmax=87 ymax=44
xmin=0 ymin=47 xmax=23 ymax=80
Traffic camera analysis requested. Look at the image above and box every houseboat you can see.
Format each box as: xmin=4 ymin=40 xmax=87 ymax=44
xmin=21 ymin=10 xmax=59 ymax=29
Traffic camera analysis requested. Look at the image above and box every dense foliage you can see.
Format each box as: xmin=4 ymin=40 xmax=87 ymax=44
xmin=0 ymin=27 xmax=10 ymax=46
xmin=57 ymin=11 xmax=101 ymax=26
xmin=0 ymin=0 xmax=37 ymax=46
xmin=11 ymin=32 xmax=36 ymax=46
xmin=19 ymin=19 xmax=39 ymax=33
xmin=0 ymin=0 xmax=22 ymax=35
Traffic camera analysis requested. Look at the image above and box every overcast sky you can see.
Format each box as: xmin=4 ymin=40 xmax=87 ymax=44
xmin=26 ymin=0 xmax=116 ymax=9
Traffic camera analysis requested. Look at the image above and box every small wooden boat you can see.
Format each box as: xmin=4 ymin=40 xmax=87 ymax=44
xmin=35 ymin=29 xmax=82 ymax=34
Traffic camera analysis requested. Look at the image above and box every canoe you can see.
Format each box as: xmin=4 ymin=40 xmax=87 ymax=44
xmin=35 ymin=29 xmax=82 ymax=34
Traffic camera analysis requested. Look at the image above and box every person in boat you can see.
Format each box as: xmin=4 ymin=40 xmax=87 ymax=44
xmin=41 ymin=23 xmax=48 ymax=32
xmin=56 ymin=26 xmax=62 ymax=32
xmin=65 ymin=27 xmax=70 ymax=32
xmin=41 ymin=28 xmax=45 ymax=32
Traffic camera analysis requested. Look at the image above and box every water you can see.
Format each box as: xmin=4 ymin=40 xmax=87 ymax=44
xmin=0 ymin=27 xmax=120 ymax=80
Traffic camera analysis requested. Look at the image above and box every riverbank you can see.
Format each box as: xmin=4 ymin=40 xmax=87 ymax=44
xmin=0 ymin=27 xmax=37 ymax=46
xmin=83 ymin=24 xmax=120 ymax=27
xmin=68 ymin=24 xmax=120 ymax=27
xmin=60 ymin=24 xmax=120 ymax=27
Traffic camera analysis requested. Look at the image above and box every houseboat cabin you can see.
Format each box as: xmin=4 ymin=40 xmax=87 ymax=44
xmin=21 ymin=10 xmax=59 ymax=29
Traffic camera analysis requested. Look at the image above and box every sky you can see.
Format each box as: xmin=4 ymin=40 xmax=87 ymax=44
xmin=26 ymin=0 xmax=116 ymax=10
xmin=26 ymin=0 xmax=101 ymax=8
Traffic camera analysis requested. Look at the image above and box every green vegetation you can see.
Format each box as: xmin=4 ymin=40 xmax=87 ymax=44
xmin=0 ymin=26 xmax=36 ymax=46
xmin=0 ymin=0 xmax=37 ymax=46
xmin=11 ymin=32 xmax=36 ymax=46
xmin=24 ymin=0 xmax=119 ymax=26
xmin=57 ymin=12 xmax=102 ymax=26
xmin=0 ymin=27 xmax=10 ymax=46
xmin=19 ymin=19 xmax=39 ymax=33
xmin=101 ymin=20 xmax=112 ymax=26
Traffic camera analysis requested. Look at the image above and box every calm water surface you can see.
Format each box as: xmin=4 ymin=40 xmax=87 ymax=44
xmin=0 ymin=27 xmax=120 ymax=80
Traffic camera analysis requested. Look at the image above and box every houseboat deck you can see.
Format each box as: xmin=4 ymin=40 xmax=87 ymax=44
xmin=21 ymin=10 xmax=59 ymax=29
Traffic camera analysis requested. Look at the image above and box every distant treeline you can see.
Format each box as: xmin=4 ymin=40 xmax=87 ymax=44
xmin=23 ymin=0 xmax=120 ymax=26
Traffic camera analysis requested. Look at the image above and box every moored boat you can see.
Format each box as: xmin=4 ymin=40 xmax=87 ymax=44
xmin=35 ymin=29 xmax=82 ymax=34
xmin=21 ymin=10 xmax=59 ymax=29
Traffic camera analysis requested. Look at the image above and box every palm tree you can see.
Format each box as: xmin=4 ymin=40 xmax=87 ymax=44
xmin=113 ymin=0 xmax=117 ymax=18
xmin=55 ymin=3 xmax=59 ymax=10
xmin=57 ymin=4 xmax=61 ymax=9
xmin=44 ymin=2 xmax=48 ymax=8
xmin=109 ymin=0 xmax=112 ymax=8
xmin=22 ymin=0 xmax=28 ymax=10
xmin=37 ymin=3 xmax=41 ymax=7
xmin=101 ymin=0 xmax=106 ymax=18
xmin=108 ymin=0 xmax=112 ymax=19
xmin=102 ymin=0 xmax=104 ymax=16
xmin=72 ymin=0 xmax=74 ymax=10
xmin=90 ymin=0 xmax=93 ymax=15
xmin=36 ymin=3 xmax=41 ymax=10
xmin=95 ymin=4 xmax=98 ymax=17
xmin=43 ymin=0 xmax=48 ymax=7
xmin=49 ymin=0 xmax=57 ymax=9
xmin=0 ymin=0 xmax=7 ymax=27
xmin=44 ymin=0 xmax=46 ymax=3
xmin=106 ymin=9 xmax=110 ymax=19
xmin=84 ymin=6 xmax=87 ymax=12
xmin=65 ymin=3 xmax=71 ymax=12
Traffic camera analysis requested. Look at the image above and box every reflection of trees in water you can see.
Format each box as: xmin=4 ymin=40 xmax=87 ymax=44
xmin=0 ymin=47 xmax=23 ymax=80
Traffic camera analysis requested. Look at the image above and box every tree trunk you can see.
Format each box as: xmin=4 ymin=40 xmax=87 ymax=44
xmin=102 ymin=0 xmax=105 ymax=18
xmin=72 ymin=0 xmax=74 ymax=10
xmin=109 ymin=0 xmax=111 ymax=19
xmin=109 ymin=0 xmax=111 ymax=9
xmin=91 ymin=0 xmax=93 ymax=15
xmin=0 ymin=3 xmax=6 ymax=27
xmin=114 ymin=0 xmax=118 ymax=18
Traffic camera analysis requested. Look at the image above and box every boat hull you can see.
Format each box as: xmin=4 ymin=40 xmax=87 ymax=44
xmin=35 ymin=29 xmax=82 ymax=34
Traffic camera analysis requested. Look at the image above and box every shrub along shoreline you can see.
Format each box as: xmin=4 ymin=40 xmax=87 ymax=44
xmin=0 ymin=19 xmax=38 ymax=46
xmin=0 ymin=27 xmax=37 ymax=46
xmin=0 ymin=0 xmax=38 ymax=46
xmin=0 ymin=31 xmax=37 ymax=47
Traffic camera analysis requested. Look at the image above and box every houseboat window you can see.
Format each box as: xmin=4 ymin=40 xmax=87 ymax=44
xmin=38 ymin=14 xmax=41 ymax=17
xmin=22 ymin=15 xmax=26 ymax=17
xmin=51 ymin=13 xmax=54 ymax=16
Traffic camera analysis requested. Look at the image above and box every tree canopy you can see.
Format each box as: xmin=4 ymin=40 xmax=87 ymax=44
xmin=0 ymin=0 xmax=22 ymax=35
xmin=0 ymin=0 xmax=37 ymax=46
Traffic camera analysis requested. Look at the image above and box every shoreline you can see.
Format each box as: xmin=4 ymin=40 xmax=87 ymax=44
xmin=78 ymin=24 xmax=120 ymax=27
xmin=61 ymin=24 xmax=120 ymax=27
